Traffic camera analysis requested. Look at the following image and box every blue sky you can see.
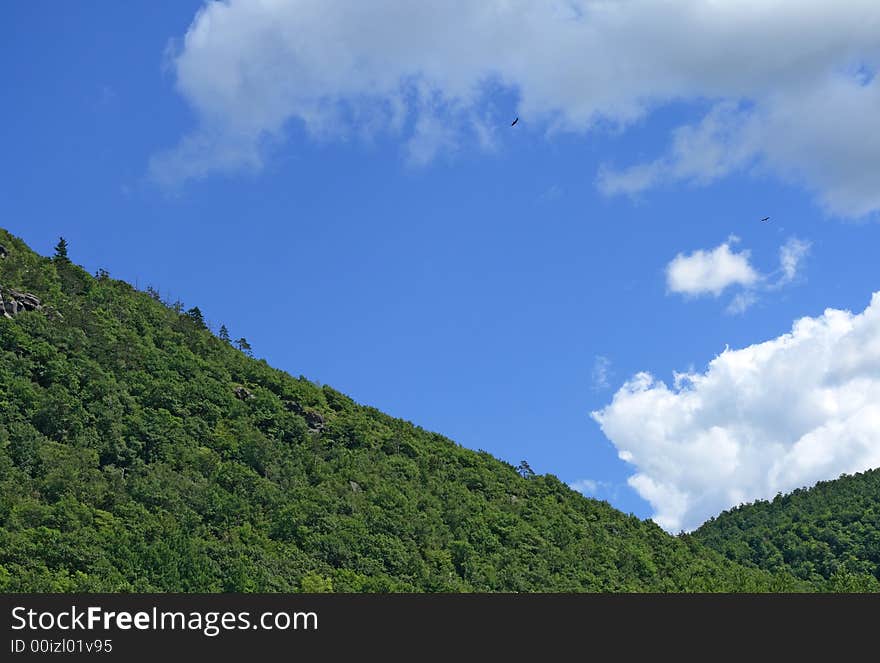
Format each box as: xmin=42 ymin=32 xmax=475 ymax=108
xmin=4 ymin=1 xmax=880 ymax=529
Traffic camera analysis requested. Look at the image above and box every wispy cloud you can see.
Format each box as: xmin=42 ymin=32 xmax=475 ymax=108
xmin=777 ymin=237 xmax=812 ymax=286
xmin=570 ymin=478 xmax=608 ymax=497
xmin=591 ymin=355 xmax=613 ymax=391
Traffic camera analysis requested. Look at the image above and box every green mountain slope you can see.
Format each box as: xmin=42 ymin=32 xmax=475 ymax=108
xmin=0 ymin=228 xmax=798 ymax=592
xmin=694 ymin=470 xmax=880 ymax=591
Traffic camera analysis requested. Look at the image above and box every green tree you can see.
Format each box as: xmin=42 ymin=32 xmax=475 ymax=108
xmin=300 ymin=573 xmax=334 ymax=593
xmin=694 ymin=469 xmax=880 ymax=587
xmin=517 ymin=460 xmax=536 ymax=479
xmin=185 ymin=306 xmax=206 ymax=329
xmin=53 ymin=237 xmax=69 ymax=262
xmin=0 ymin=227 xmax=824 ymax=595
xmin=235 ymin=337 xmax=252 ymax=356
xmin=218 ymin=325 xmax=230 ymax=343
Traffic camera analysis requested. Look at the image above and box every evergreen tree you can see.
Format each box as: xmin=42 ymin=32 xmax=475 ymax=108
xmin=218 ymin=325 xmax=230 ymax=343
xmin=53 ymin=236 xmax=69 ymax=262
xmin=235 ymin=337 xmax=253 ymax=356
xmin=185 ymin=306 xmax=206 ymax=329
xmin=517 ymin=460 xmax=536 ymax=479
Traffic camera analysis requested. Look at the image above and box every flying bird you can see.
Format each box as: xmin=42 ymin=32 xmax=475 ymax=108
xmin=511 ymin=117 xmax=519 ymax=126
xmin=760 ymin=216 xmax=771 ymax=223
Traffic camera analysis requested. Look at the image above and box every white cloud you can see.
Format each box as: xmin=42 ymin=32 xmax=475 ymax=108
xmin=666 ymin=236 xmax=810 ymax=311
xmin=405 ymin=112 xmax=460 ymax=167
xmin=592 ymin=355 xmax=612 ymax=390
xmin=598 ymin=79 xmax=880 ymax=218
xmin=597 ymin=102 xmax=757 ymax=196
xmin=726 ymin=290 xmax=759 ymax=316
xmin=596 ymin=161 xmax=664 ymax=198
xmin=152 ymin=0 xmax=880 ymax=216
xmin=592 ymin=292 xmax=880 ymax=532
xmin=777 ymin=237 xmax=812 ymax=285
xmin=666 ymin=239 xmax=759 ymax=297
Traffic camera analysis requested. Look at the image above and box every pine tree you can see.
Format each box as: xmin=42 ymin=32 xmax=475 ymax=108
xmin=54 ymin=237 xmax=69 ymax=262
xmin=185 ymin=306 xmax=206 ymax=329
xmin=235 ymin=337 xmax=253 ymax=356
xmin=517 ymin=460 xmax=536 ymax=479
xmin=218 ymin=325 xmax=230 ymax=343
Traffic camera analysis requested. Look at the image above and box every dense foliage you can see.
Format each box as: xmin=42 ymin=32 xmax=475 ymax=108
xmin=0 ymin=228 xmax=800 ymax=592
xmin=694 ymin=470 xmax=880 ymax=591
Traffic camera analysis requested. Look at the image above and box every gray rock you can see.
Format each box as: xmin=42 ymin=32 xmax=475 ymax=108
xmin=0 ymin=286 xmax=41 ymax=318
xmin=9 ymin=289 xmax=41 ymax=311
xmin=233 ymin=386 xmax=254 ymax=400
xmin=349 ymin=480 xmax=361 ymax=493
xmin=304 ymin=409 xmax=325 ymax=432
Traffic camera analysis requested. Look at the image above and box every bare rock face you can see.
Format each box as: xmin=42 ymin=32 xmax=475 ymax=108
xmin=304 ymin=409 xmax=325 ymax=433
xmin=283 ymin=400 xmax=325 ymax=432
xmin=1 ymin=286 xmax=41 ymax=319
xmin=233 ymin=386 xmax=254 ymax=401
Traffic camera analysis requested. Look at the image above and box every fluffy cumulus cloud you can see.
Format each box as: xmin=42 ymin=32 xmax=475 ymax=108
xmin=666 ymin=236 xmax=810 ymax=312
xmin=592 ymin=292 xmax=880 ymax=532
xmin=666 ymin=239 xmax=759 ymax=297
xmin=152 ymin=1 xmax=880 ymax=216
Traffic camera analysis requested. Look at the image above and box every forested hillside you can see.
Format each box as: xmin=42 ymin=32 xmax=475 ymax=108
xmin=694 ymin=470 xmax=880 ymax=591
xmin=0 ymin=228 xmax=801 ymax=592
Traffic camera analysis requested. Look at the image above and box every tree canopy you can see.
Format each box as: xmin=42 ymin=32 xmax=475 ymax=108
xmin=694 ymin=469 xmax=880 ymax=591
xmin=0 ymin=227 xmax=829 ymax=593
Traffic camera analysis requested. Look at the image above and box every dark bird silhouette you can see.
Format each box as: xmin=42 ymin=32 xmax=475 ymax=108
xmin=511 ymin=117 xmax=519 ymax=126
xmin=760 ymin=216 xmax=771 ymax=223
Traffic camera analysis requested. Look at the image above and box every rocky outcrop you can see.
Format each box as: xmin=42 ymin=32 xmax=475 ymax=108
xmin=233 ymin=386 xmax=254 ymax=401
xmin=1 ymin=286 xmax=41 ymax=318
xmin=283 ymin=400 xmax=325 ymax=433
xmin=304 ymin=409 xmax=325 ymax=433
